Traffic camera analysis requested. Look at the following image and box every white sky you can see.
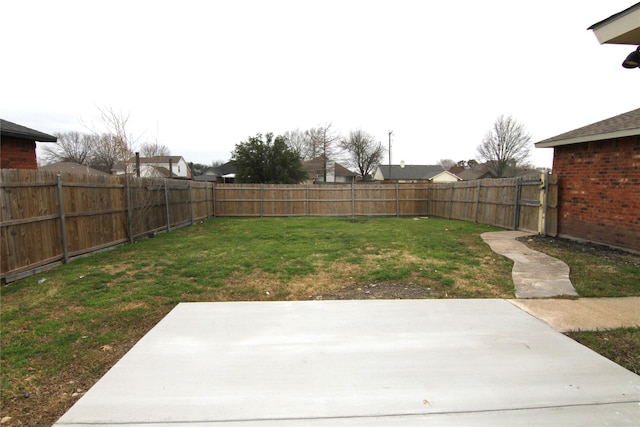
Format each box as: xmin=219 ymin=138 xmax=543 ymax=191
xmin=1 ymin=0 xmax=638 ymax=169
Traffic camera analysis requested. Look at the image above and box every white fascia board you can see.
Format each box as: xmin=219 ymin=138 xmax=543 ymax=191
xmin=591 ymin=7 xmax=640 ymax=45
xmin=535 ymin=128 xmax=640 ymax=148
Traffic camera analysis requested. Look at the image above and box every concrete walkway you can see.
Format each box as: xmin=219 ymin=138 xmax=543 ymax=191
xmin=482 ymin=230 xmax=640 ymax=332
xmin=481 ymin=231 xmax=578 ymax=299
xmin=54 ymin=300 xmax=640 ymax=426
xmin=509 ymin=297 xmax=640 ymax=332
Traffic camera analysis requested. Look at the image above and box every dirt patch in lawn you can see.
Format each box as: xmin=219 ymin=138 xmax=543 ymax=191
xmin=521 ymin=235 xmax=639 ymax=268
xmin=316 ymin=282 xmax=437 ymax=300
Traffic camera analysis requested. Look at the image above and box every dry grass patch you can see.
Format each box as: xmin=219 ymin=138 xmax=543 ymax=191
xmin=2 ymin=217 xmax=513 ymax=424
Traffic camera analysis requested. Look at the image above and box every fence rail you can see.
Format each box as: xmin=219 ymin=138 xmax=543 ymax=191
xmin=0 ymin=169 xmax=556 ymax=282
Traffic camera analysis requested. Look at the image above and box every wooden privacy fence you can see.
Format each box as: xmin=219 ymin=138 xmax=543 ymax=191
xmin=427 ymin=174 xmax=558 ymax=235
xmin=214 ymin=184 xmax=428 ymax=217
xmin=1 ymin=169 xmax=557 ymax=282
xmin=1 ymin=170 xmax=215 ymax=282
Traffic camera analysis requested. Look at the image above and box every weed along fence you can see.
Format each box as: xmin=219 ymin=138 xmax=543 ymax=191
xmin=0 ymin=169 xmax=556 ymax=282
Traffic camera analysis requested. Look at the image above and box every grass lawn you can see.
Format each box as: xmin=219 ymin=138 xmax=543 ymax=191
xmin=522 ymin=235 xmax=640 ymax=297
xmin=1 ymin=217 xmax=638 ymax=424
xmin=567 ymin=328 xmax=640 ymax=376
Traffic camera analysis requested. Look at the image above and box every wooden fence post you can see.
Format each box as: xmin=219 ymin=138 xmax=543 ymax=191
xmin=395 ymin=184 xmax=400 ymax=217
xmin=125 ymin=176 xmax=133 ymax=243
xmin=448 ymin=183 xmax=454 ymax=219
xmin=305 ymin=185 xmax=309 ymax=216
xmin=260 ymin=184 xmax=264 ymax=218
xmin=513 ymin=177 xmax=522 ymax=230
xmin=205 ymin=182 xmax=210 ymax=219
xmin=474 ymin=180 xmax=481 ymax=223
xmin=541 ymin=171 xmax=549 ymax=236
xmin=188 ymin=181 xmax=194 ymax=225
xmin=351 ymin=182 xmax=355 ymax=217
xmin=56 ymin=174 xmax=69 ymax=264
xmin=164 ymin=179 xmax=171 ymax=232
xmin=212 ymin=183 xmax=217 ymax=218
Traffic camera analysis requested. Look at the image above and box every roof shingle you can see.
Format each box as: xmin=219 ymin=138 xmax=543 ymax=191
xmin=535 ymin=108 xmax=640 ymax=148
xmin=377 ymin=164 xmax=444 ymax=180
xmin=0 ymin=119 xmax=57 ymax=142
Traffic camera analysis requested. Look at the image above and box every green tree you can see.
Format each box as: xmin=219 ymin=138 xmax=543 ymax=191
xmin=232 ymin=133 xmax=308 ymax=184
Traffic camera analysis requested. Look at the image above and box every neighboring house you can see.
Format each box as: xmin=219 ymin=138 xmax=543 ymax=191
xmin=535 ymin=107 xmax=640 ymax=252
xmin=112 ymin=155 xmax=192 ymax=179
xmin=448 ymin=165 xmax=466 ymax=176
xmin=456 ymin=162 xmax=541 ymax=181
xmin=373 ymin=165 xmax=461 ymax=183
xmin=1 ymin=119 xmax=57 ymax=169
xmin=456 ymin=164 xmax=494 ymax=181
xmin=303 ymin=157 xmax=357 ymax=184
xmin=39 ymin=161 xmax=109 ymax=176
xmin=193 ymin=162 xmax=237 ymax=183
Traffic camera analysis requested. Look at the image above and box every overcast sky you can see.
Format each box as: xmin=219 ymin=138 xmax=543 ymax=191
xmin=1 ymin=0 xmax=638 ymax=169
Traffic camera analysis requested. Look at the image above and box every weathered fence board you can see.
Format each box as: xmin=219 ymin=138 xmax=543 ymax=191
xmin=1 ymin=170 xmax=555 ymax=282
xmin=1 ymin=170 xmax=63 ymax=277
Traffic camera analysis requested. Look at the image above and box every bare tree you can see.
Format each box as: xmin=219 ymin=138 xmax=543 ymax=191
xmin=340 ymin=129 xmax=385 ymax=180
xmin=477 ymin=115 xmax=531 ymax=178
xmin=304 ymin=124 xmax=341 ymax=181
xmin=89 ymin=133 xmax=128 ymax=171
xmin=438 ymin=159 xmax=456 ymax=170
xmin=140 ymin=140 xmax=170 ymax=157
xmin=283 ymin=128 xmax=309 ymax=160
xmin=42 ymin=131 xmax=96 ymax=165
xmin=89 ymin=107 xmax=138 ymax=172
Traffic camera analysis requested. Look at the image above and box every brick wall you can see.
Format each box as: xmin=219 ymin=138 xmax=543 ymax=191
xmin=553 ymin=135 xmax=640 ymax=251
xmin=0 ymin=137 xmax=38 ymax=170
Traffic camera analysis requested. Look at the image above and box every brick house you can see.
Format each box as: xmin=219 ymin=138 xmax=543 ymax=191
xmin=1 ymin=119 xmax=57 ymax=169
xmin=535 ymin=108 xmax=640 ymax=252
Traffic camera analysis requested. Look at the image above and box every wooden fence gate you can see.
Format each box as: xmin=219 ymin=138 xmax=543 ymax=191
xmin=427 ymin=172 xmax=557 ymax=235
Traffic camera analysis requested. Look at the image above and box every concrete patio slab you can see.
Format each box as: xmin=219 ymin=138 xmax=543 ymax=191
xmin=54 ymin=300 xmax=640 ymax=426
xmin=481 ymin=231 xmax=578 ymax=298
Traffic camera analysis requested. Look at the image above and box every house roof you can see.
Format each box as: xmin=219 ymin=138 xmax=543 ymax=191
xmin=133 ymin=155 xmax=185 ymax=164
xmin=149 ymin=165 xmax=176 ymax=177
xmin=377 ymin=164 xmax=445 ymax=181
xmin=303 ymin=158 xmax=357 ymax=177
xmin=39 ymin=161 xmax=109 ymax=176
xmin=457 ymin=165 xmax=494 ymax=181
xmin=114 ymin=156 xmax=188 ymax=172
xmin=588 ymin=2 xmax=640 ymax=45
xmin=535 ymin=108 xmax=640 ymax=148
xmin=0 ymin=119 xmax=57 ymax=142
xmin=216 ymin=162 xmax=237 ymax=176
xmin=199 ymin=162 xmax=237 ymax=176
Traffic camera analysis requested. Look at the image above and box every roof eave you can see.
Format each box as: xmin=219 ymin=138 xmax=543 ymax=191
xmin=588 ymin=3 xmax=640 ymax=45
xmin=2 ymin=130 xmax=58 ymax=143
xmin=535 ymin=128 xmax=640 ymax=148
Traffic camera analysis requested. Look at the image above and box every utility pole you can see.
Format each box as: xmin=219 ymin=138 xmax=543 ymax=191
xmin=388 ymin=131 xmax=393 ymax=182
